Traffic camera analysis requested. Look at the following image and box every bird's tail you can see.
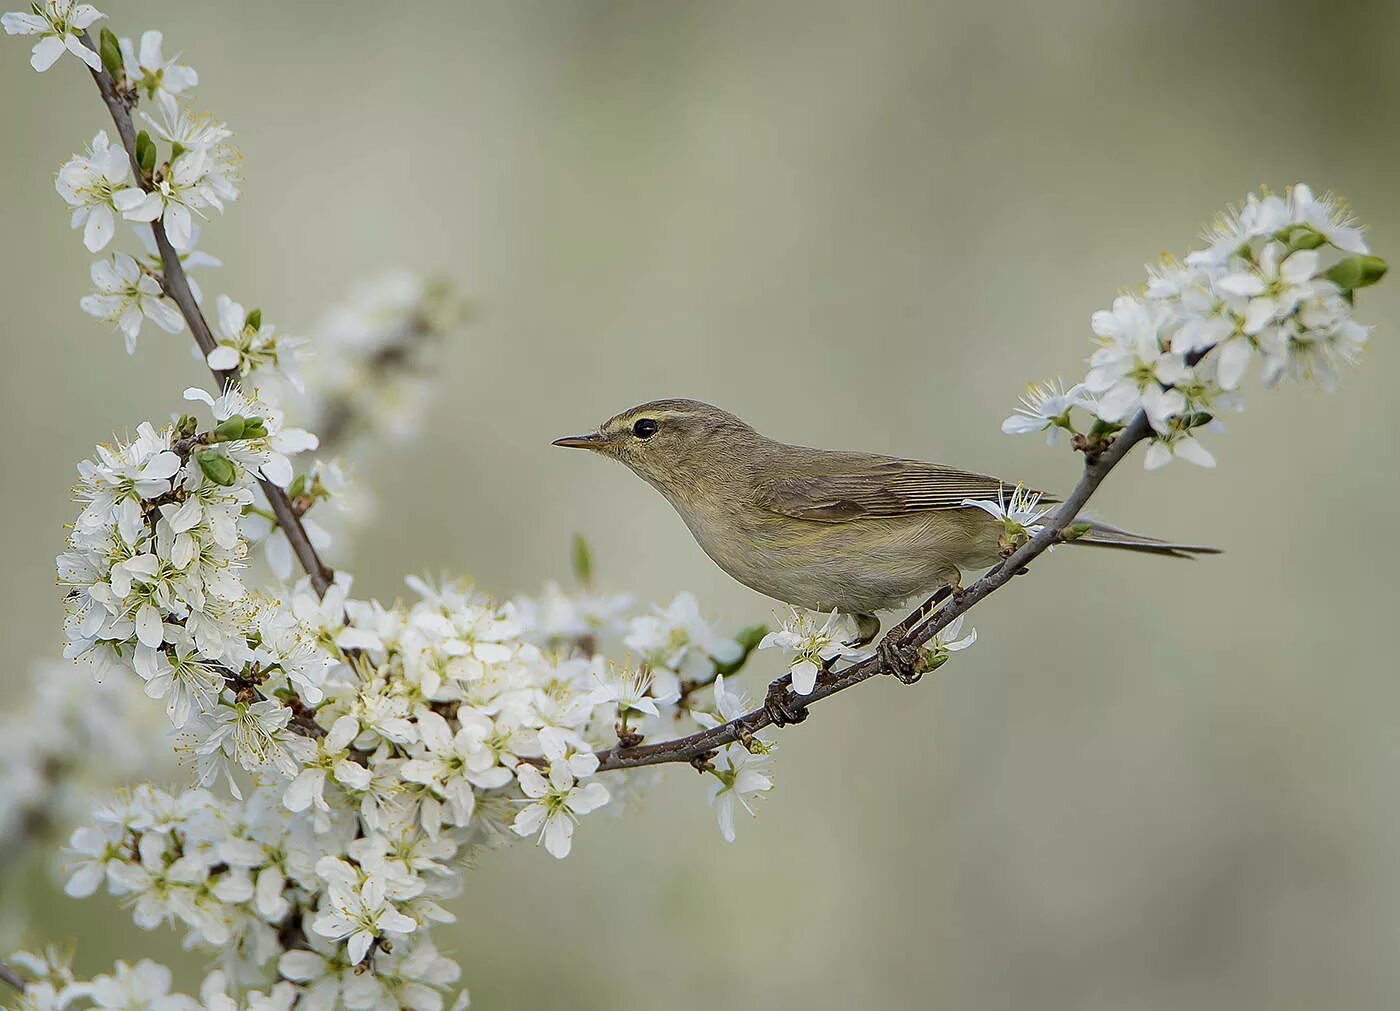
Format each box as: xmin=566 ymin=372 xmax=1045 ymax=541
xmin=1064 ymin=518 xmax=1221 ymax=559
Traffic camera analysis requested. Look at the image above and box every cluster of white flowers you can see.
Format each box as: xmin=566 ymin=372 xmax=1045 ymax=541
xmin=52 ymin=577 xmax=762 ymax=1004
xmin=56 ymin=390 xmax=323 ymax=768
xmin=1003 ymin=184 xmax=1386 ymax=469
xmin=3 ymin=948 xmax=301 ymax=1011
xmin=12 ymin=8 xmax=257 ymax=363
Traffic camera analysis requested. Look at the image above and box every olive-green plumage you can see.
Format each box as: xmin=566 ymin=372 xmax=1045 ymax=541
xmin=554 ymin=399 xmax=1216 ymax=642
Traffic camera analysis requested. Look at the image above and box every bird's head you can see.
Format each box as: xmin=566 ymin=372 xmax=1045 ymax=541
xmin=552 ymin=398 xmax=758 ymax=499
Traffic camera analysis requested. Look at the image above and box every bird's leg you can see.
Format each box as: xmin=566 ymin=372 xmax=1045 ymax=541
xmin=843 ymin=613 xmax=881 ymax=650
xmin=763 ymin=674 xmax=809 ymax=727
xmin=877 ymin=585 xmax=956 ymax=686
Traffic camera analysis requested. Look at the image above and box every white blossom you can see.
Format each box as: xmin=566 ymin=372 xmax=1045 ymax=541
xmin=132 ymin=222 xmax=219 ymax=301
xmin=1261 ymin=288 xmax=1370 ymax=391
xmin=134 ymin=625 xmax=224 ymax=726
xmin=624 ymin=592 xmax=741 ymax=690
xmin=708 ymin=746 xmax=772 ymax=843
xmin=1289 ymin=183 xmax=1367 ymax=254
xmin=118 ymin=29 xmax=197 ymax=114
xmin=64 ymin=821 xmax=129 ymax=897
xmin=2 ymin=0 xmax=103 ymax=73
xmin=512 ymin=753 xmax=610 ymax=858
xmin=923 ymin=615 xmax=977 ymax=664
xmin=511 ymin=580 xmax=633 ymax=646
xmin=400 ymin=709 xmax=512 ymax=828
xmin=1085 ymin=294 xmax=1190 ymax=423
xmin=758 ymin=610 xmax=865 ymax=695
xmin=207 ymin=294 xmax=309 ymax=390
xmin=1217 ymin=241 xmax=1321 ymax=340
xmin=55 ymin=129 xmax=130 ymax=251
xmin=961 ymin=484 xmax=1051 ymax=546
xmin=80 ymin=252 xmax=184 ymax=352
xmin=1142 ymin=431 xmax=1216 ymax=471
xmin=195 ymin=699 xmax=312 ymax=791
xmin=312 ymin=862 xmax=418 ymax=965
xmin=587 ymin=661 xmax=677 ymax=718
xmin=1001 ymin=378 xmax=1095 ymax=444
xmin=89 ymin=959 xmax=198 ymax=1011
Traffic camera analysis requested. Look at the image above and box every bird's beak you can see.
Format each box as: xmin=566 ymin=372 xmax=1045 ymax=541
xmin=552 ymin=432 xmax=608 ymax=451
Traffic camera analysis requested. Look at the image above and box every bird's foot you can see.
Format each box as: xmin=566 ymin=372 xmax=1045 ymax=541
xmin=842 ymin=613 xmax=881 ymax=650
xmin=764 ymin=676 xmax=809 ymax=726
xmin=879 ymin=635 xmax=924 ymax=686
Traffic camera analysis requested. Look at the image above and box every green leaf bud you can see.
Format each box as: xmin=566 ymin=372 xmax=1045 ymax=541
xmin=196 ymin=450 xmax=237 ymax=487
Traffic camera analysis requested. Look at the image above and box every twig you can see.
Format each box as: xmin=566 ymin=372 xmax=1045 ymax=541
xmin=0 ymin=959 xmax=23 ymax=992
xmin=593 ymin=413 xmax=1153 ymax=772
xmin=79 ymin=31 xmax=332 ymax=598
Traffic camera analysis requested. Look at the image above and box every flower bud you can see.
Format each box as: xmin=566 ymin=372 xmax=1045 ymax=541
xmin=196 ymin=449 xmax=237 ymax=486
xmin=135 ymin=130 xmax=157 ymax=177
xmin=1325 ymin=255 xmax=1388 ymax=291
xmin=915 ymin=650 xmax=950 ymax=675
xmin=214 ymin=415 xmax=246 ymax=441
xmin=98 ymin=28 xmax=122 ymax=78
xmin=1277 ymin=223 xmax=1326 ymax=251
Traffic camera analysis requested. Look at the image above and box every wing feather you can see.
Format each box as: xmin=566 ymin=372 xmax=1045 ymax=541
xmin=754 ymin=456 xmax=1055 ymax=524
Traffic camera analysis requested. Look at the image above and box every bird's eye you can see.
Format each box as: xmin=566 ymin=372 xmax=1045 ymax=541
xmin=632 ymin=418 xmax=659 ymax=439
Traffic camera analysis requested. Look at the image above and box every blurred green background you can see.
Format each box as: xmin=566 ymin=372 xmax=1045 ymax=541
xmin=4 ymin=1 xmax=1400 ymax=1008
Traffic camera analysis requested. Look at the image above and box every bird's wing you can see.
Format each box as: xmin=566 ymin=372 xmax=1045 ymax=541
xmin=753 ymin=454 xmax=1056 ymax=524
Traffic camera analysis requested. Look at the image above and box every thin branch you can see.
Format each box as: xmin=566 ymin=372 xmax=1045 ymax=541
xmin=0 ymin=958 xmax=23 ymax=992
xmin=594 ymin=413 xmax=1153 ymax=772
xmin=79 ymin=31 xmax=333 ymax=598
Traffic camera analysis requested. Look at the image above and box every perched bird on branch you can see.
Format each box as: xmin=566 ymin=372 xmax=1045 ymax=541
xmin=554 ymin=398 xmax=1216 ymax=665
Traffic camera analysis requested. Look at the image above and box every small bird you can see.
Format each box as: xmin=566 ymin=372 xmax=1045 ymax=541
xmin=554 ymin=399 xmax=1215 ymax=684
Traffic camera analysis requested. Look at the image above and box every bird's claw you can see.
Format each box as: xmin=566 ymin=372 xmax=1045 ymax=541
xmin=879 ymin=637 xmax=923 ymax=686
xmin=843 ymin=613 xmax=881 ymax=650
xmin=764 ymin=677 xmax=808 ymax=726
